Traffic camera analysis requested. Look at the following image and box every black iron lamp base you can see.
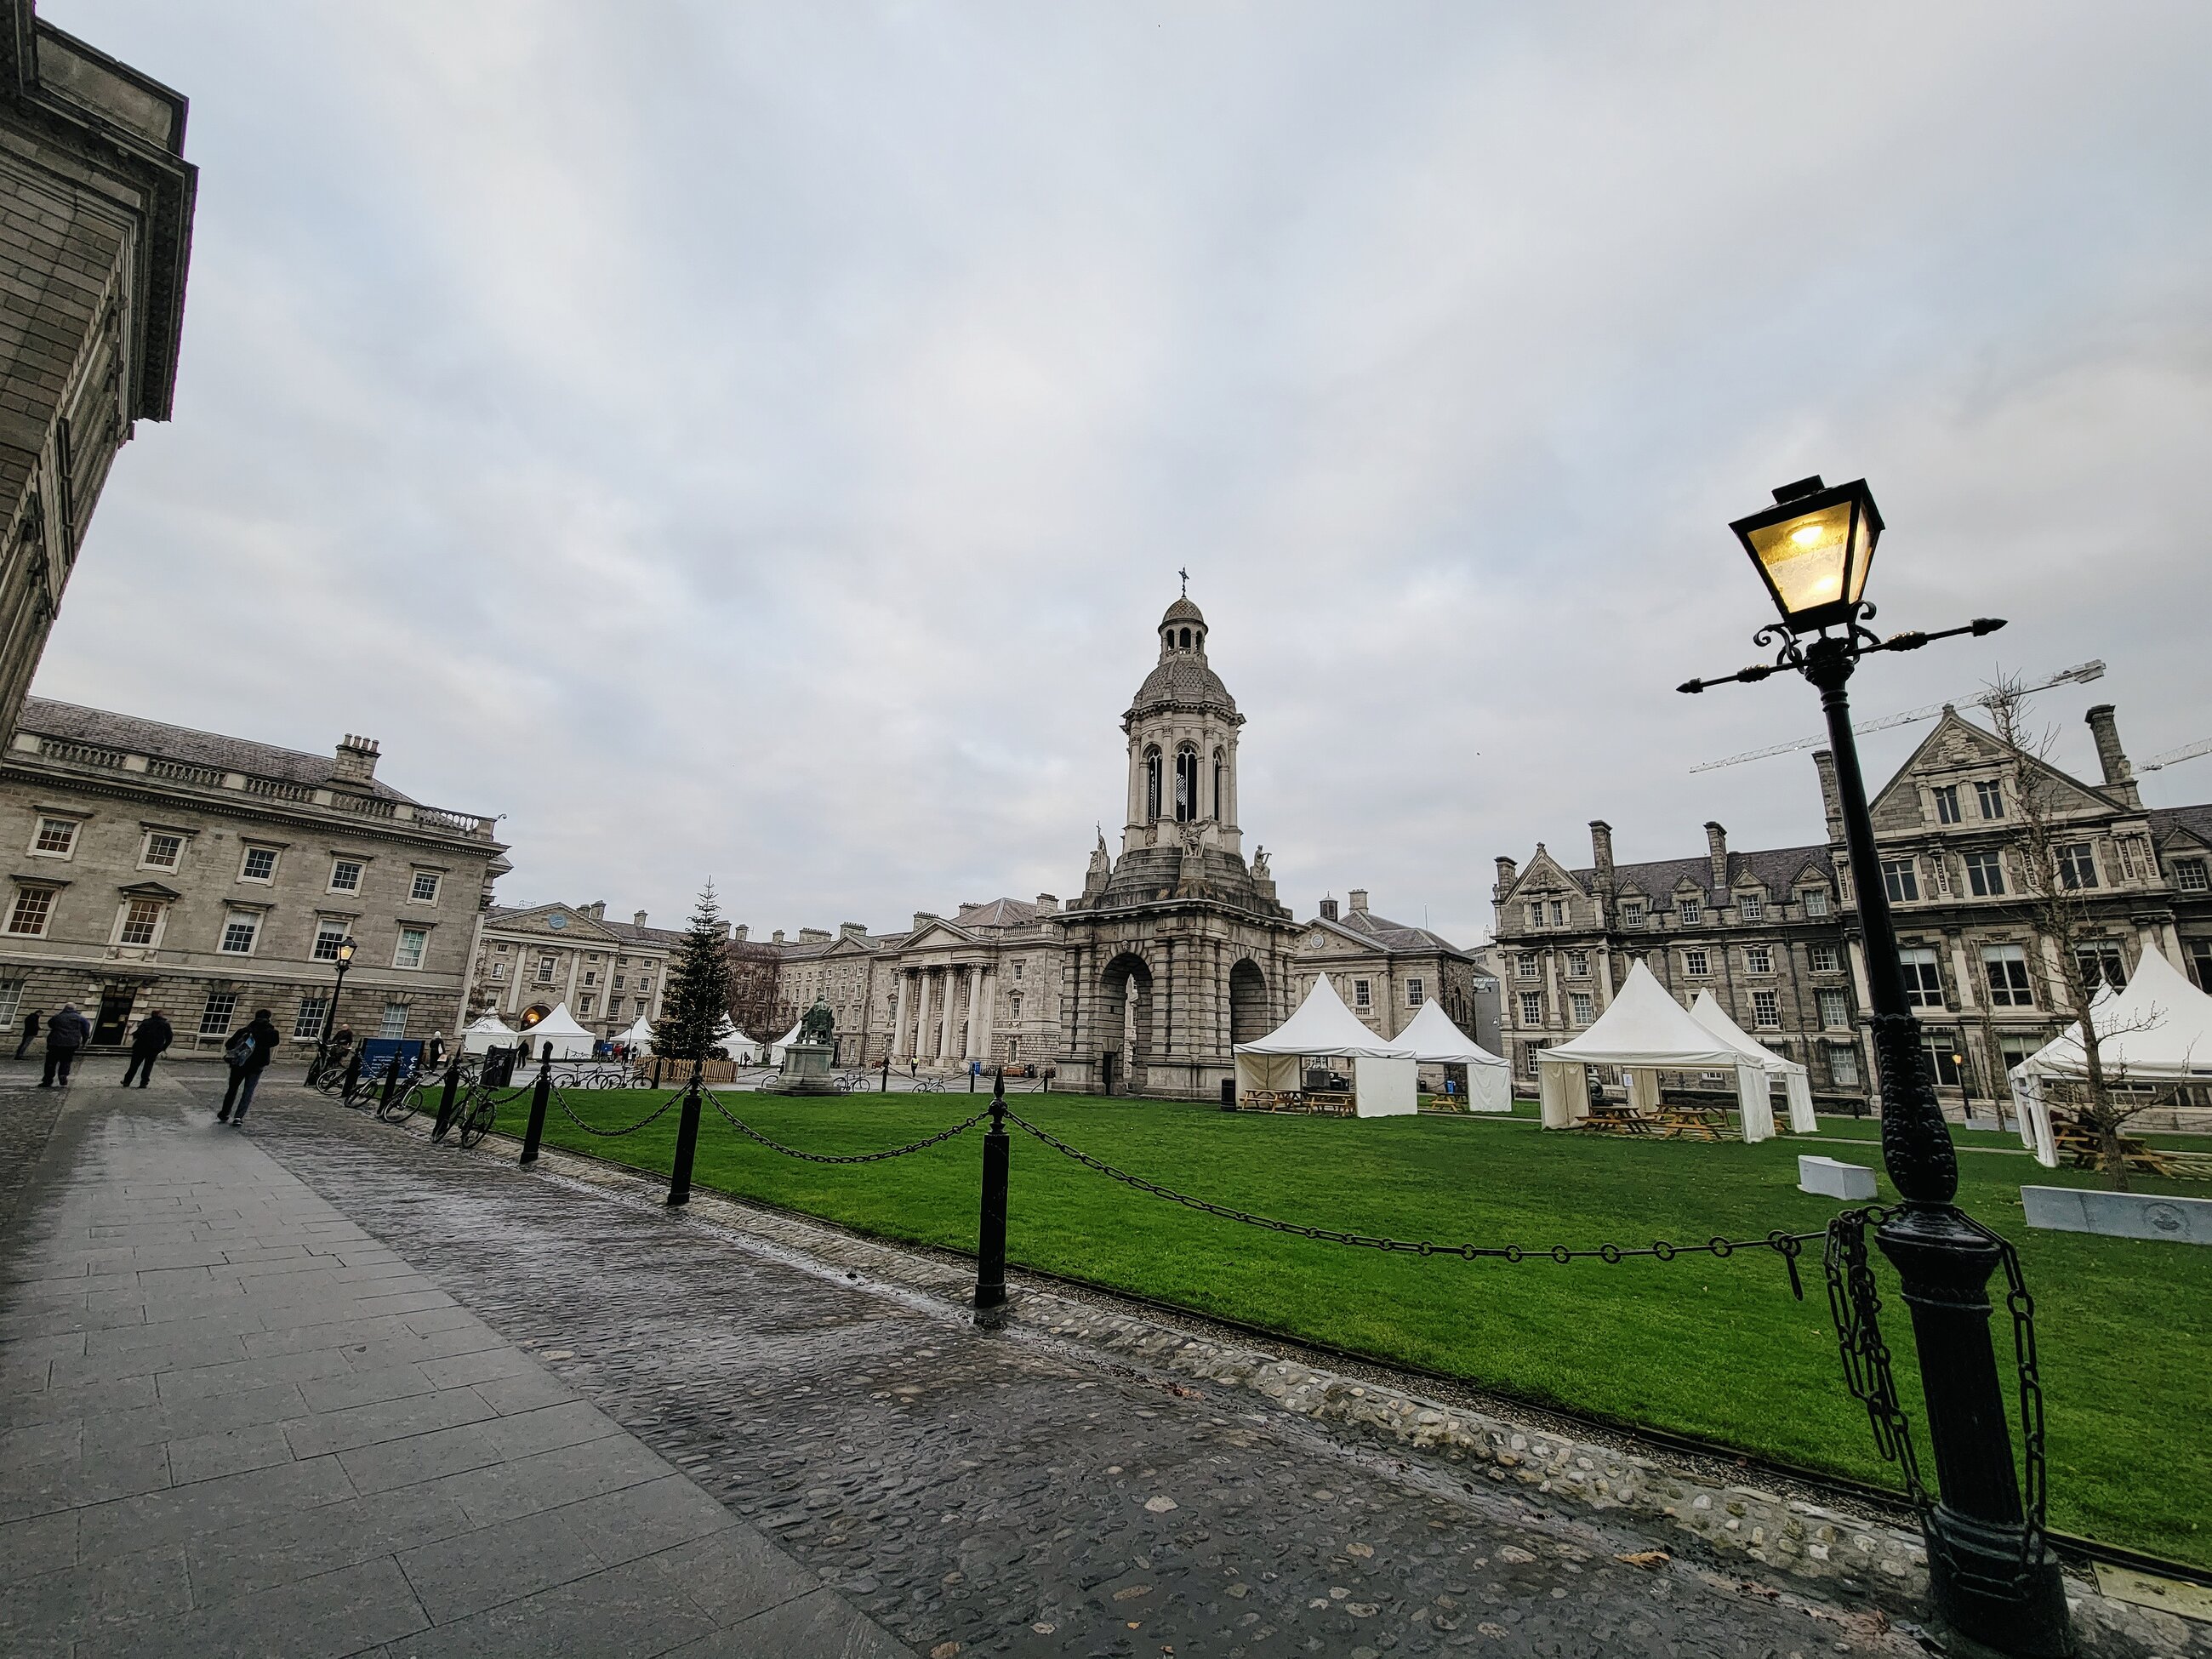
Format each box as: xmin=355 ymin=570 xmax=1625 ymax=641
xmin=1927 ymin=1510 xmax=2075 ymax=1659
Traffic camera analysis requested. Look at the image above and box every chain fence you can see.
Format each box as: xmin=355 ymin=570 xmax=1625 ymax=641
xmin=707 ymin=1092 xmax=992 ymax=1163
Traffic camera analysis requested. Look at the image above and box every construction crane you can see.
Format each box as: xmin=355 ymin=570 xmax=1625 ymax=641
xmin=2143 ymin=736 xmax=2212 ymax=773
xmin=1688 ymin=661 xmax=2107 ymax=775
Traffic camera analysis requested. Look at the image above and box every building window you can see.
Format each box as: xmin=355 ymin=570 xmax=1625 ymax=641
xmin=0 ymin=979 xmax=20 ymax=1029
xmin=490 ymin=961 xmax=506 ymax=981
xmin=1569 ymin=991 xmax=1593 ymax=1025
xmin=495 ymin=941 xmax=509 ymax=953
xmin=583 ymin=971 xmax=597 ymax=987
xmin=2074 ymin=944 xmax=2127 ymax=992
xmin=1622 ymin=900 xmax=1645 ymax=927
xmin=198 ymin=990 xmax=240 ymax=1038
xmin=1804 ymin=888 xmax=1831 ymax=917
xmin=1816 ymin=989 xmax=1850 ymax=1029
xmin=1880 ymin=858 xmax=1918 ymax=903
xmin=578 ymin=994 xmax=595 ymax=1017
xmin=1745 ymin=945 xmax=1773 ymax=975
xmin=1406 ymin=978 xmax=1425 ymax=1006
xmin=2055 ymin=843 xmax=2099 ymax=891
xmin=1549 ymin=900 xmax=1566 ymax=926
xmin=1174 ymin=745 xmax=1199 ymax=823
xmin=410 ymin=871 xmax=442 ymax=904
xmin=32 ymin=817 xmax=78 ymax=857
xmin=1901 ymin=946 xmax=1944 ymax=1008
xmin=1737 ymin=892 xmax=1764 ymax=921
xmin=1975 ymin=780 xmax=2006 ymax=819
xmin=240 ymin=846 xmax=278 ymax=882
xmin=1013 ymin=961 xmax=1025 ymax=980
xmin=1751 ymin=989 xmax=1780 ymax=1027
xmin=1964 ymin=851 xmax=2006 ymax=897
xmin=2190 ymin=940 xmax=2212 ymax=992
xmin=634 ymin=999 xmax=647 ymax=1016
xmin=536 ymin=955 xmax=557 ymax=983
xmin=1565 ymin=950 xmax=1588 ymax=977
xmin=329 ymin=858 xmax=364 ymax=892
xmin=1809 ymin=942 xmax=1841 ymax=972
xmin=116 ymin=898 xmax=166 ymax=947
xmin=1827 ymin=1042 xmax=1861 ymax=1087
xmin=1516 ymin=953 xmax=1539 ymax=978
xmin=1519 ymin=991 xmax=1543 ymax=1023
xmin=1143 ymin=747 xmax=1162 ymax=823
xmin=1982 ymin=945 xmax=2033 ymax=1007
xmin=294 ymin=996 xmax=329 ymax=1040
xmin=7 ymin=886 xmax=55 ymax=937
xmin=1008 ymin=993 xmax=1023 ymax=1018
xmin=219 ymin=912 xmax=260 ymax=955
xmin=311 ymin=921 xmax=350 ymax=961
xmin=1921 ymin=1031 xmax=1966 ymax=1089
xmin=2116 ymin=836 xmax=2152 ymax=883
xmin=379 ymin=1001 xmax=408 ymax=1039
xmin=393 ymin=927 xmax=428 ymax=970
xmin=1932 ymin=784 xmax=1962 ymax=824
xmin=2174 ymin=858 xmax=2209 ymax=894
xmin=1677 ymin=897 xmax=1702 ymax=925
xmin=1526 ymin=903 xmax=1542 ymax=929
xmin=141 ymin=830 xmax=185 ymax=870
xmin=1683 ymin=949 xmax=1710 ymax=976
xmin=613 ymin=974 xmax=625 ymax=990
xmin=1353 ymin=979 xmax=1371 ymax=1008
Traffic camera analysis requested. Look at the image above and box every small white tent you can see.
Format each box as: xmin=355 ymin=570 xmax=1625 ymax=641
xmin=1234 ymin=976 xmax=1419 ymax=1117
xmin=516 ymin=1002 xmax=596 ymax=1061
xmin=1394 ymin=1000 xmax=1512 ymax=1112
xmin=765 ymin=1018 xmax=805 ymax=1065
xmin=2010 ymin=948 xmax=2212 ymax=1166
xmin=1690 ymin=990 xmax=1816 ymax=1132
xmin=616 ymin=1014 xmax=655 ymax=1050
xmin=713 ymin=1017 xmax=761 ymax=1064
xmin=1536 ymin=961 xmax=1775 ymax=1141
xmin=460 ymin=1014 xmax=517 ymax=1055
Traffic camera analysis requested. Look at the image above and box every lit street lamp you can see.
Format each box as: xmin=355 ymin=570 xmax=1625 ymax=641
xmin=307 ymin=935 xmax=358 ymax=1084
xmin=1682 ymin=476 xmax=2071 ymax=1659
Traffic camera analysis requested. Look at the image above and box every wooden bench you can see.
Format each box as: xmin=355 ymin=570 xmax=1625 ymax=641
xmin=2051 ymin=1115 xmax=2212 ymax=1181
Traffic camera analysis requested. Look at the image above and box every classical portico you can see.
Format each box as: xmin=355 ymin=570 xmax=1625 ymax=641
xmin=891 ymin=949 xmax=999 ymax=1063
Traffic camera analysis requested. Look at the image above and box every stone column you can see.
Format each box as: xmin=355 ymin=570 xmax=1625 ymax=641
xmin=892 ymin=971 xmax=911 ymax=1061
xmin=970 ymin=969 xmax=994 ymax=1061
xmin=936 ymin=967 xmax=955 ymax=1060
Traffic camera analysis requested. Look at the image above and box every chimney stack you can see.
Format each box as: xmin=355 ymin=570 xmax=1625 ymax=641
xmin=633 ymin=910 xmax=647 ymax=927
xmin=1494 ymin=855 xmax=1519 ymax=896
xmin=840 ymin=921 xmax=868 ymax=939
xmin=2084 ymin=705 xmax=2141 ymax=807
xmin=1035 ymin=893 xmax=1057 ymax=913
xmin=1319 ymin=897 xmax=1340 ymax=922
xmin=912 ymin=912 xmax=932 ymax=932
xmin=1704 ymin=822 xmax=1730 ymax=893
xmin=1348 ymin=888 xmax=1369 ymax=914
xmin=772 ymin=929 xmax=785 ymax=944
xmin=1812 ymin=751 xmax=1844 ymax=842
xmin=332 ymin=734 xmax=380 ymax=786
xmin=1588 ymin=821 xmax=1615 ymax=890
xmin=732 ymin=923 xmax=748 ymax=942
xmin=584 ymin=901 xmax=606 ymax=921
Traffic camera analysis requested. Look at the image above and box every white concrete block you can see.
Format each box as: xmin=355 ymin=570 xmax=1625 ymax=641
xmin=2021 ymin=1185 xmax=2212 ymax=1245
xmin=1797 ymin=1154 xmax=1877 ymax=1200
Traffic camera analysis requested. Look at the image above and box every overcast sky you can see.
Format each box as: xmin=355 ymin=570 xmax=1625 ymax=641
xmin=34 ymin=2 xmax=2212 ymax=945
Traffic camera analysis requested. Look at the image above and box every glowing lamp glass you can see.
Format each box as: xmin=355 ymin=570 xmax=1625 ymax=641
xmin=1728 ymin=476 xmax=1883 ymax=631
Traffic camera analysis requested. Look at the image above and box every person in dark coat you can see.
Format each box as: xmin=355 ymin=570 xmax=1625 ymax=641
xmin=39 ymin=1005 xmax=88 ymax=1086
xmin=425 ymin=1032 xmax=447 ymax=1069
xmin=14 ymin=1008 xmax=40 ymax=1059
xmin=218 ymin=1008 xmax=282 ymax=1126
xmin=122 ymin=1010 xmax=174 ymax=1088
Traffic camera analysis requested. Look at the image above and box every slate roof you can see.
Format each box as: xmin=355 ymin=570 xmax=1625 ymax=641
xmin=1319 ymin=908 xmax=1468 ymax=957
xmin=485 ymin=904 xmax=684 ymax=949
xmin=954 ymin=897 xmax=1042 ymax=929
xmin=2151 ymin=805 xmax=2212 ymax=851
xmin=1561 ymin=843 xmax=1836 ymax=899
xmin=19 ymin=697 xmax=419 ymax=803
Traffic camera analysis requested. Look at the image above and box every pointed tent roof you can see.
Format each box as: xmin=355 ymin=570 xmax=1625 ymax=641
xmin=463 ymin=1014 xmax=516 ymax=1038
xmin=1235 ymin=975 xmax=1412 ymax=1059
xmin=1542 ymin=960 xmax=1745 ymax=1069
xmin=2014 ymin=948 xmax=2212 ymax=1080
xmin=520 ymin=1003 xmax=593 ymax=1042
xmin=1394 ymin=1000 xmax=1508 ymax=1068
xmin=1690 ymin=990 xmax=1807 ymax=1077
xmin=617 ymin=1015 xmax=653 ymax=1046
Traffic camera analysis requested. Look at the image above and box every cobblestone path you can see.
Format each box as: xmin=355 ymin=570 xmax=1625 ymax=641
xmin=234 ymin=1080 xmax=1913 ymax=1659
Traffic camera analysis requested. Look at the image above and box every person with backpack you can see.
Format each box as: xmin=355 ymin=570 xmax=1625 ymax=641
xmin=39 ymin=1005 xmax=88 ymax=1086
xmin=218 ymin=1008 xmax=281 ymax=1125
xmin=14 ymin=1006 xmax=40 ymax=1059
xmin=122 ymin=1009 xmax=174 ymax=1087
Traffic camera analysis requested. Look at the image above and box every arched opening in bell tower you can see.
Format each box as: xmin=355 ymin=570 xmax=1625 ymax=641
xmin=1143 ymin=746 xmax=1162 ymax=824
xmin=1174 ymin=745 xmax=1199 ymax=822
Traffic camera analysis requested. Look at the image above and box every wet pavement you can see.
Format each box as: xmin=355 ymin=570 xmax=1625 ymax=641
xmin=140 ymin=1070 xmax=1924 ymax=1659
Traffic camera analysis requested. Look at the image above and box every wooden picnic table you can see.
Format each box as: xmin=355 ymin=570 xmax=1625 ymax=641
xmin=1655 ymin=1103 xmax=1727 ymax=1142
xmin=2051 ymin=1115 xmax=2212 ymax=1181
xmin=1577 ymin=1101 xmax=1656 ymax=1136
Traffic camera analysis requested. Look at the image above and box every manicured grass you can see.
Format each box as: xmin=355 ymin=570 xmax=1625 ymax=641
xmin=511 ymin=1085 xmax=2211 ymax=1567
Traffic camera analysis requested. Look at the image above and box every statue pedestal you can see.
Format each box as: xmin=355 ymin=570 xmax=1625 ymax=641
xmin=765 ymin=1040 xmax=836 ymax=1096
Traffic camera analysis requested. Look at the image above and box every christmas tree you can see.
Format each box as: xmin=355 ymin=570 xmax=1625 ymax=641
xmin=653 ymin=881 xmax=736 ymax=1061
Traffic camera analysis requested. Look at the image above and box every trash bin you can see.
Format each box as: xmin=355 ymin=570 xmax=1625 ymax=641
xmin=1220 ymin=1078 xmax=1236 ymax=1107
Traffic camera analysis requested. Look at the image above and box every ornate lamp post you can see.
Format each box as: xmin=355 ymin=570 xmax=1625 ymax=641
xmin=308 ymin=935 xmax=357 ymax=1083
xmin=1681 ymin=476 xmax=2072 ymax=1659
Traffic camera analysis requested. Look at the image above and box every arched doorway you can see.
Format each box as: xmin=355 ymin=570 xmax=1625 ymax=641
xmin=1098 ymin=952 xmax=1154 ymax=1094
xmin=1229 ymin=959 xmax=1268 ymax=1045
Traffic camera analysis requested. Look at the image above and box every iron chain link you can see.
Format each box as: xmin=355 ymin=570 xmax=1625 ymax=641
xmin=709 ymin=1093 xmax=991 ymax=1163
xmin=550 ymin=1082 xmax=685 ymax=1139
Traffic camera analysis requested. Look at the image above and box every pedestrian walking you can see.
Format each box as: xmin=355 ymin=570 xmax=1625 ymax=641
xmin=14 ymin=1007 xmax=39 ymax=1059
xmin=218 ymin=1008 xmax=281 ymax=1126
xmin=39 ymin=1005 xmax=88 ymax=1086
xmin=121 ymin=1009 xmax=174 ymax=1087
xmin=425 ymin=1031 xmax=447 ymax=1069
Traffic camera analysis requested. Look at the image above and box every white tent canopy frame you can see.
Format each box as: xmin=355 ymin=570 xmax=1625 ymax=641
xmin=460 ymin=1014 xmax=517 ymax=1055
xmin=1233 ymin=976 xmax=1420 ymax=1118
xmin=1535 ymin=961 xmax=1776 ymax=1142
xmin=2009 ymin=948 xmax=2212 ymax=1167
xmin=1394 ymin=1000 xmax=1512 ymax=1112
xmin=516 ymin=1002 xmax=596 ymax=1061
xmin=1689 ymin=990 xmax=1817 ymax=1133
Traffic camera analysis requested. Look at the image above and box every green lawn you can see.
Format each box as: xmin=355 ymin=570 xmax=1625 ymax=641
xmin=507 ymin=1086 xmax=2212 ymax=1568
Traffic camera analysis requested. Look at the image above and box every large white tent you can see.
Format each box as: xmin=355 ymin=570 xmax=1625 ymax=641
xmin=1536 ymin=961 xmax=1775 ymax=1141
xmin=1690 ymin=990 xmax=1817 ymax=1132
xmin=714 ymin=1017 xmax=760 ymax=1064
xmin=1233 ymin=976 xmax=1419 ymax=1117
xmin=516 ymin=1002 xmax=595 ymax=1061
xmin=460 ymin=1014 xmax=517 ymax=1055
xmin=2010 ymin=948 xmax=2212 ymax=1166
xmin=1394 ymin=1000 xmax=1512 ymax=1112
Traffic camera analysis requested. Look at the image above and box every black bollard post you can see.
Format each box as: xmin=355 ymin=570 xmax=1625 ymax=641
xmin=881 ymin=1056 xmax=890 ymax=1093
xmin=339 ymin=1046 xmax=363 ymax=1105
xmin=667 ymin=1062 xmax=704 ymax=1207
xmin=519 ymin=1054 xmax=552 ymax=1165
xmin=431 ymin=1057 xmax=462 ymax=1142
xmin=653 ymin=1055 xmax=664 ymax=1088
xmin=973 ymin=1069 xmax=1009 ymax=1325
xmin=378 ymin=1055 xmax=400 ymax=1115
xmin=968 ymin=1065 xmax=977 ymax=1093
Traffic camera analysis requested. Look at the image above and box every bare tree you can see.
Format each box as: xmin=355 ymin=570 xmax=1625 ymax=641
xmin=1982 ymin=674 xmax=2165 ymax=1188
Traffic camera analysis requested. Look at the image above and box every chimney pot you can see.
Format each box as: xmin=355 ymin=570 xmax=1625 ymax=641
xmin=1704 ymin=821 xmax=1729 ymax=892
xmin=1495 ymin=855 xmax=1519 ymax=893
xmin=1320 ymin=898 xmax=1340 ymax=922
xmin=1348 ymin=888 xmax=1369 ymax=913
xmin=2084 ymin=704 xmax=2141 ymax=806
xmin=1588 ymin=821 xmax=1615 ymax=883
xmin=331 ymin=733 xmax=381 ymax=786
xmin=1812 ymin=751 xmax=1844 ymax=842
xmin=634 ymin=910 xmax=647 ymax=927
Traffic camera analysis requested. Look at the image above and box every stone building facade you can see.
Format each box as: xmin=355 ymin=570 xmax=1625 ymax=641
xmin=0 ymin=3 xmax=196 ymax=735
xmin=1290 ymin=890 xmax=1481 ymax=1043
xmin=464 ymin=902 xmax=685 ymax=1044
xmin=1492 ymin=702 xmax=2212 ymax=1116
xmin=0 ymin=698 xmax=506 ymax=1056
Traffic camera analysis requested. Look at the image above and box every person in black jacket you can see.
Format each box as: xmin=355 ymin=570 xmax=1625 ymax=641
xmin=40 ymin=1005 xmax=89 ymax=1086
xmin=14 ymin=1007 xmax=39 ymax=1059
xmin=122 ymin=1010 xmax=174 ymax=1088
xmin=218 ymin=1008 xmax=281 ymax=1126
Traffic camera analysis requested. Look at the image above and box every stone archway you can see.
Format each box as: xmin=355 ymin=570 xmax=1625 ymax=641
xmin=1098 ymin=953 xmax=1154 ymax=1094
xmin=1229 ymin=958 xmax=1269 ymax=1045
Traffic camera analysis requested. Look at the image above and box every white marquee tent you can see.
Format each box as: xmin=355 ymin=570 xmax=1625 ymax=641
xmin=616 ymin=1014 xmax=655 ymax=1049
xmin=765 ymin=1019 xmax=805 ymax=1065
xmin=1233 ymin=976 xmax=1419 ymax=1117
xmin=2010 ymin=947 xmax=2212 ymax=1166
xmin=1536 ymin=961 xmax=1776 ymax=1141
xmin=1394 ymin=1000 xmax=1512 ymax=1112
xmin=1690 ymin=990 xmax=1817 ymax=1132
xmin=714 ymin=1017 xmax=760 ymax=1064
xmin=460 ymin=1014 xmax=517 ymax=1055
xmin=516 ymin=1002 xmax=595 ymax=1061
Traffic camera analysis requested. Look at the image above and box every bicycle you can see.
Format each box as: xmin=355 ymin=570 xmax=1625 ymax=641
xmin=450 ymin=1085 xmax=496 ymax=1148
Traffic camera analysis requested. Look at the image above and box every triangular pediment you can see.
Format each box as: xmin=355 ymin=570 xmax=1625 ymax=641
xmin=1871 ymin=710 xmax=2123 ymax=835
xmin=1508 ymin=845 xmax=1588 ymax=900
xmin=497 ymin=905 xmax=624 ymax=944
xmin=901 ymin=921 xmax=979 ymax=952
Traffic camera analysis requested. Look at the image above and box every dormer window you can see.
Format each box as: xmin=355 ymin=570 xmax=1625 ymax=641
xmin=1737 ymin=892 xmax=1764 ymax=921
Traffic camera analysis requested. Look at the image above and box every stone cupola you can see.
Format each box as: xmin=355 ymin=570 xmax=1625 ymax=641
xmin=1121 ymin=591 xmax=1245 ymax=858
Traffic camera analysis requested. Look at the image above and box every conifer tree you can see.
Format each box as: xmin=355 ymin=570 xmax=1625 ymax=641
xmin=654 ymin=882 xmax=736 ymax=1061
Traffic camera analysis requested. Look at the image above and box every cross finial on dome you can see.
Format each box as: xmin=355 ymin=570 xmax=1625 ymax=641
xmin=1178 ymin=566 xmax=1189 ymax=597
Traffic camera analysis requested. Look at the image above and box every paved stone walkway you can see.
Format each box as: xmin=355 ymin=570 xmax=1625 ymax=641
xmin=167 ymin=1072 xmax=1921 ymax=1659
xmin=0 ymin=1075 xmax=904 ymax=1657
